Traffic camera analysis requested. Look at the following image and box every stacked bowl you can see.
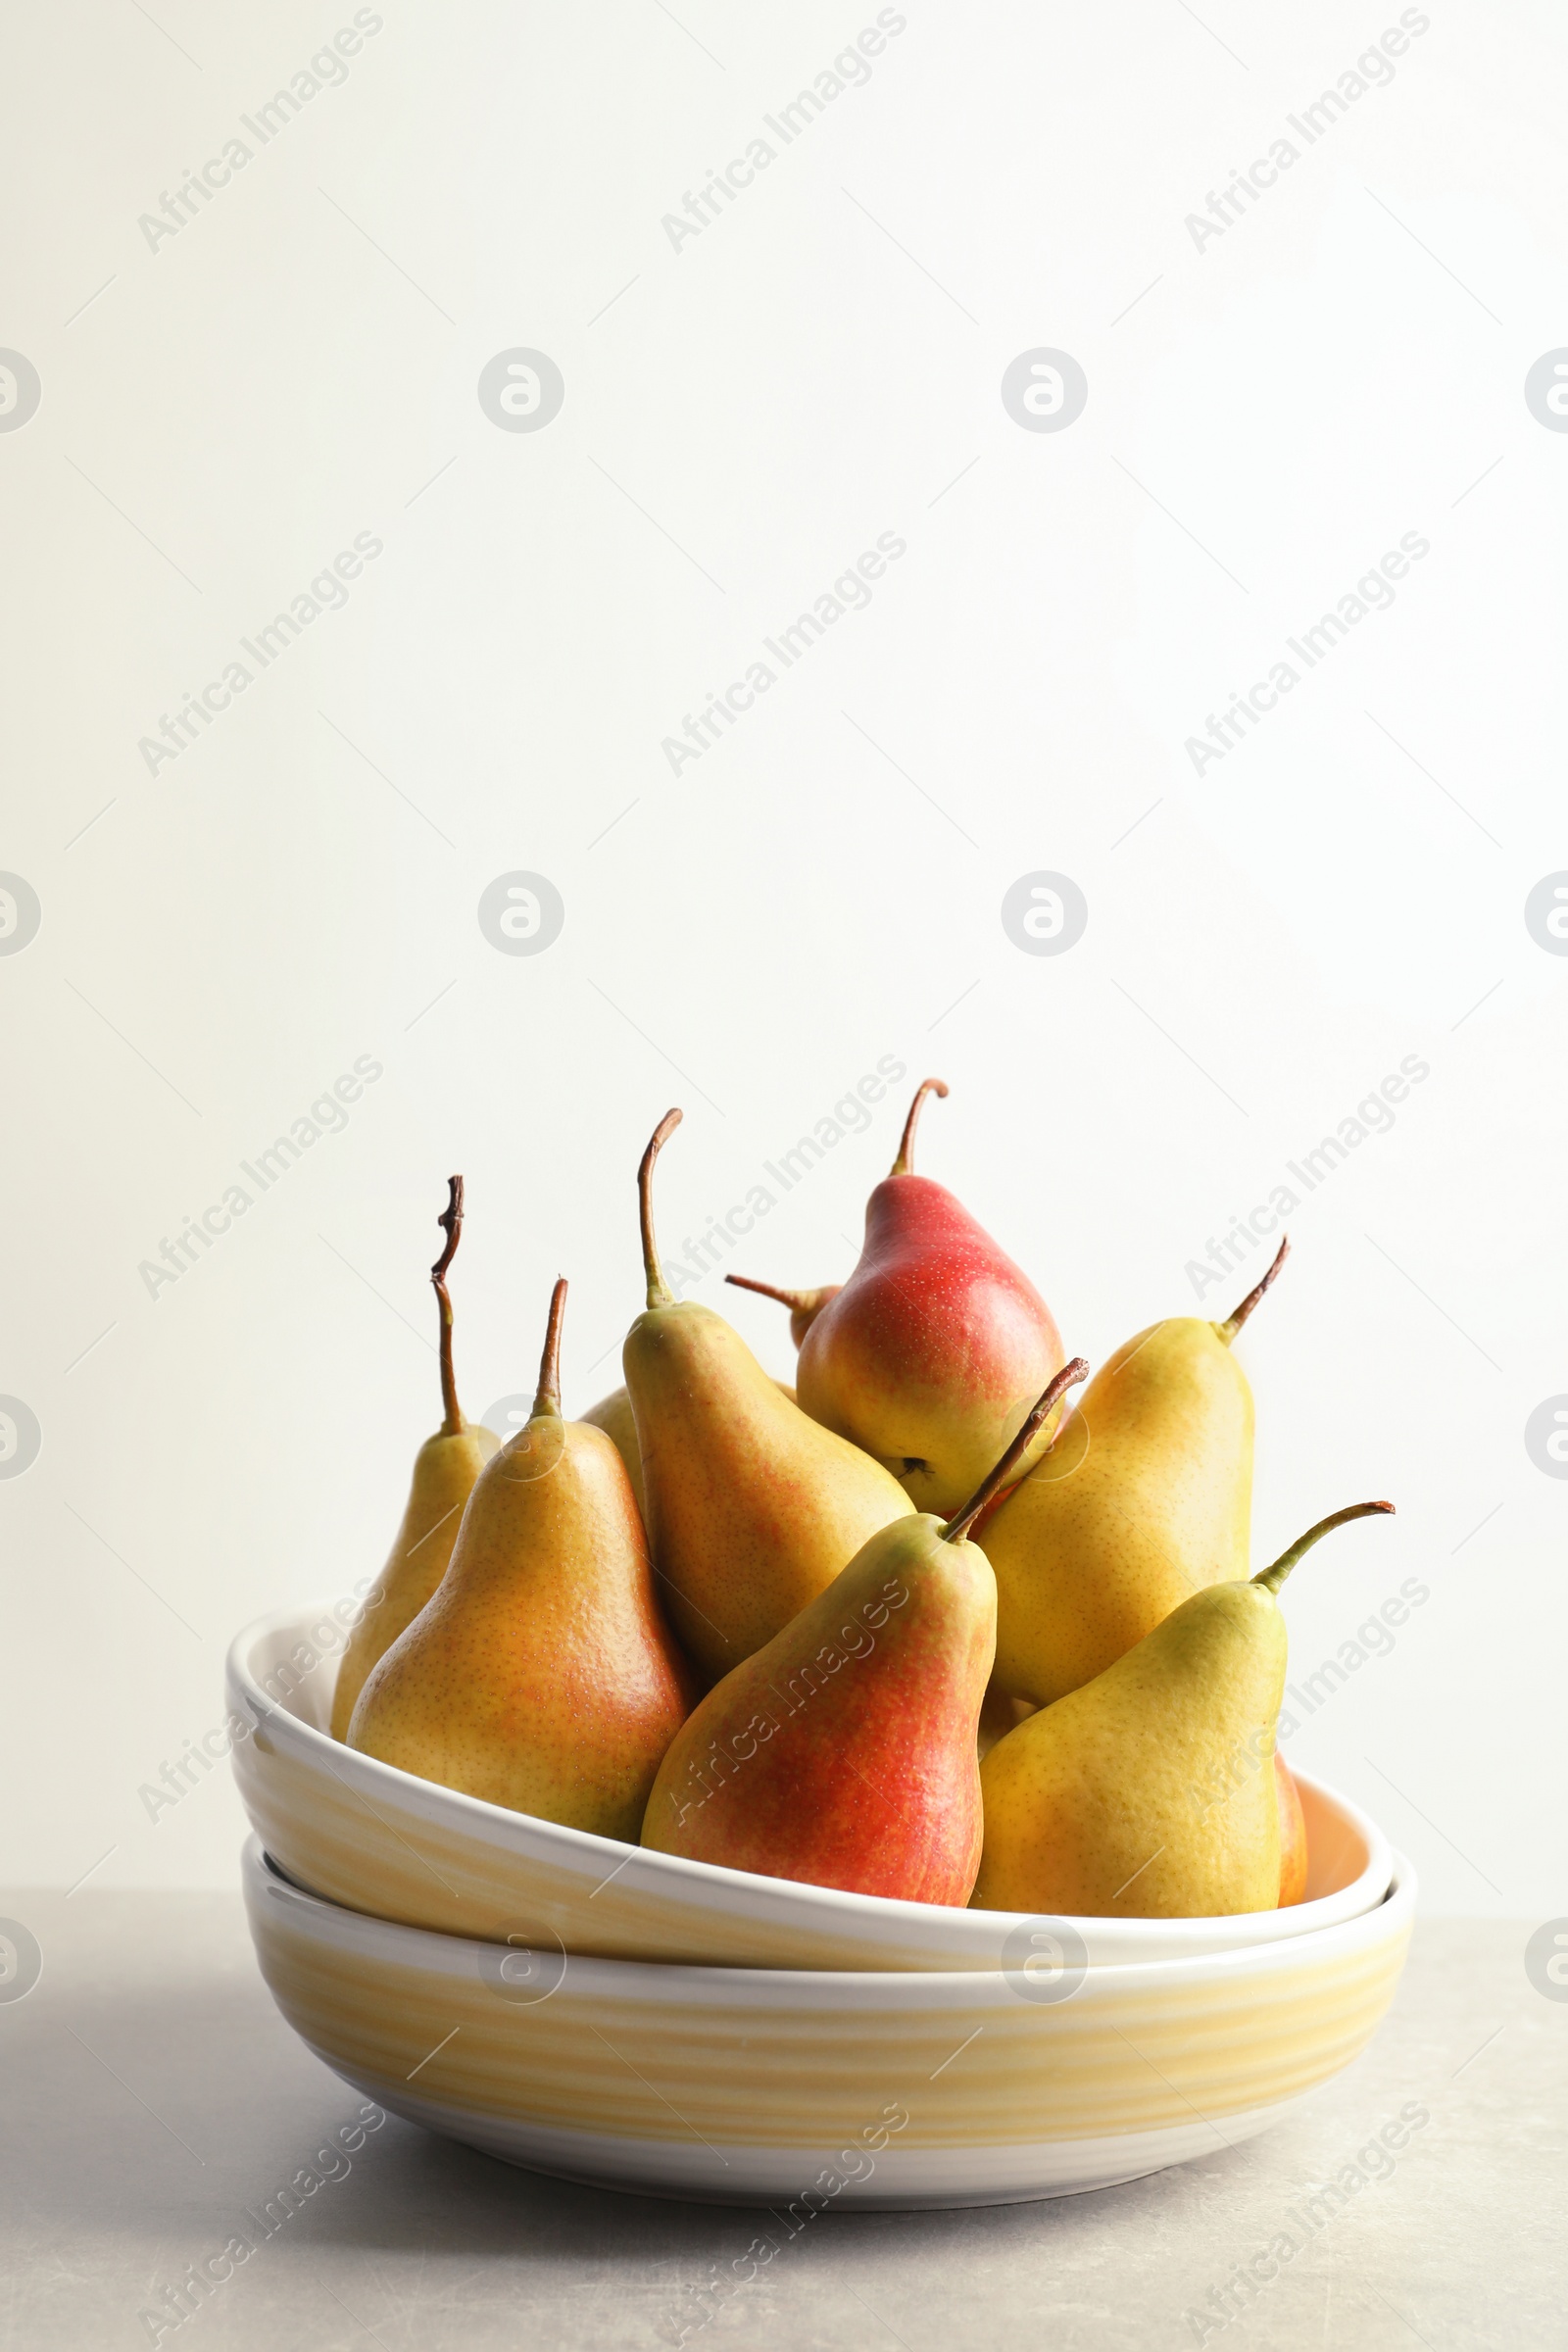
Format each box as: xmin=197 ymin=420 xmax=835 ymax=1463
xmin=229 ymin=1603 xmax=1413 ymax=2208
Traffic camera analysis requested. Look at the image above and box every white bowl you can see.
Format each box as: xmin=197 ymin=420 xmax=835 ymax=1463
xmin=242 ymin=1835 xmax=1416 ymax=2208
xmin=229 ymin=1604 xmax=1393 ymax=1970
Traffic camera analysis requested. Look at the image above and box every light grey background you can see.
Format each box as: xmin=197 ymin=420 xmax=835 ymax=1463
xmin=1 ymin=0 xmax=1564 ymax=1932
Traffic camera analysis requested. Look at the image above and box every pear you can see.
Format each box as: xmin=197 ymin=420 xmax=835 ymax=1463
xmin=581 ymin=1387 xmax=647 ymax=1523
xmin=972 ymin=1502 xmax=1394 ymax=1919
xmin=624 ymin=1111 xmax=915 ymax=1686
xmin=981 ymin=1240 xmax=1291 ymax=1709
xmin=330 ymin=1178 xmax=500 ymax=1741
xmin=724 ymin=1275 xmax=842 ymax=1348
xmin=583 ymin=1373 xmax=800 ymax=1531
xmin=642 ymin=1363 xmax=1085 ymax=1902
xmin=348 ymin=1279 xmax=693 ymax=1836
xmin=783 ymin=1079 xmax=1066 ymax=1516
xmin=1276 ymin=1753 xmax=1308 ymax=1906
xmin=976 ymin=1677 xmax=1021 ymax=1761
xmin=977 ymin=1683 xmax=1040 ymax=1759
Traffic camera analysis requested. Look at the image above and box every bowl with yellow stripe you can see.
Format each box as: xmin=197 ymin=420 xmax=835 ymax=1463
xmin=241 ymin=1835 xmax=1415 ymax=2207
xmin=228 ymin=1604 xmax=1394 ymax=1973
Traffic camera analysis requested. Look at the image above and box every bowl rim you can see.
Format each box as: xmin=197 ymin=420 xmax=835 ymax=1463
xmin=228 ymin=1600 xmax=1395 ymax=1949
xmin=242 ymin=1833 xmax=1417 ymax=2001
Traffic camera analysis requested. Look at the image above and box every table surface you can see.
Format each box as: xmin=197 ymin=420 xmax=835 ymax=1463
xmin=1 ymin=1895 xmax=1560 ymax=2351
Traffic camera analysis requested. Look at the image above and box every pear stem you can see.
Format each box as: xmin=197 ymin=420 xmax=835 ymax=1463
xmin=1221 ymin=1234 xmax=1290 ymax=1342
xmin=1251 ymin=1500 xmax=1394 ymax=1593
xmin=890 ymin=1077 xmax=949 ymax=1177
xmin=430 ymin=1175 xmax=466 ymax=1436
xmin=941 ymin=1357 xmax=1091 ymax=1543
xmin=724 ymin=1273 xmax=815 ymax=1310
xmin=532 ymin=1277 xmax=567 ymax=1417
xmin=638 ymin=1110 xmax=682 ymax=1311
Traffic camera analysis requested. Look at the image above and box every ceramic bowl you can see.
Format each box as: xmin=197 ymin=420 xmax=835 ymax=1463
xmin=229 ymin=1603 xmax=1394 ymax=1972
xmin=242 ymin=1835 xmax=1416 ymax=2208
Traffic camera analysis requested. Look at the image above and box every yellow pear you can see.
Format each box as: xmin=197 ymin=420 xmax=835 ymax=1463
xmin=580 ymin=1387 xmax=646 ymax=1522
xmin=583 ymin=1375 xmax=798 ymax=1531
xmin=348 ymin=1279 xmax=693 ymax=1835
xmin=331 ymin=1178 xmax=499 ymax=1741
xmin=977 ymin=1681 xmax=1036 ymax=1760
xmin=623 ymin=1110 xmax=915 ymax=1687
xmin=972 ymin=1501 xmax=1394 ymax=1918
xmin=982 ymin=1240 xmax=1290 ymax=1709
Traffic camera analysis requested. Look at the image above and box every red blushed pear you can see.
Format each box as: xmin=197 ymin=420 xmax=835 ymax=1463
xmin=641 ymin=1358 xmax=1088 ymax=1903
xmin=784 ymin=1080 xmax=1067 ymax=1517
xmin=1276 ymin=1753 xmax=1308 ymax=1906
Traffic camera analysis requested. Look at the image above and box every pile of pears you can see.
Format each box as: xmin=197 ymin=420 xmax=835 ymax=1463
xmin=337 ymin=1086 xmax=1392 ymax=1921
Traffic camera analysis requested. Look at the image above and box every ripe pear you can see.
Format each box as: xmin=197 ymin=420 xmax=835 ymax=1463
xmin=977 ymin=1684 xmax=1039 ymax=1760
xmin=642 ymin=1364 xmax=1084 ymax=1902
xmin=1276 ymin=1753 xmax=1308 ymax=1906
xmin=583 ymin=1373 xmax=800 ymax=1530
xmin=981 ymin=1240 xmax=1291 ymax=1709
xmin=976 ymin=1678 xmax=1022 ymax=1761
xmin=348 ymin=1280 xmax=693 ymax=1836
xmin=624 ymin=1111 xmax=916 ymax=1686
xmin=784 ymin=1080 xmax=1067 ymax=1515
xmin=972 ymin=1502 xmax=1394 ymax=1919
xmin=331 ymin=1178 xmax=500 ymax=1741
xmin=581 ymin=1387 xmax=647 ymax=1522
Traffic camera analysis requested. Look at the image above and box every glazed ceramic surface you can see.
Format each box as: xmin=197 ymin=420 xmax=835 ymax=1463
xmin=228 ymin=1604 xmax=1394 ymax=1971
xmin=242 ymin=1836 xmax=1416 ymax=2209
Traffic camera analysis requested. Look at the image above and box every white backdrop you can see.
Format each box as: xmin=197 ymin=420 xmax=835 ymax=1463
xmin=2 ymin=0 xmax=1563 ymax=1914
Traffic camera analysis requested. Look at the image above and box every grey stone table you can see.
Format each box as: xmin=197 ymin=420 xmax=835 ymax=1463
xmin=1 ymin=1895 xmax=1561 ymax=2351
